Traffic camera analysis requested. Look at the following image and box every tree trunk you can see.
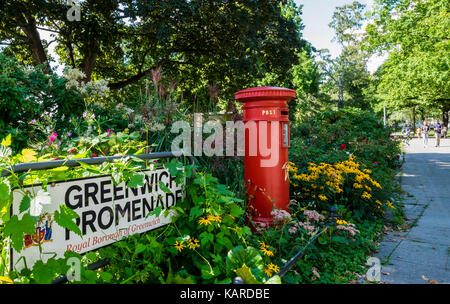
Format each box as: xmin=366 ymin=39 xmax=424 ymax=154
xmin=80 ymin=46 xmax=98 ymax=82
xmin=19 ymin=16 xmax=50 ymax=72
xmin=420 ymin=109 xmax=425 ymax=122
xmin=412 ymin=107 xmax=416 ymax=135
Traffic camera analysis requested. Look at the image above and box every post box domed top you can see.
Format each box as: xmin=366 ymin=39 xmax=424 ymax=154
xmin=234 ymin=86 xmax=296 ymax=102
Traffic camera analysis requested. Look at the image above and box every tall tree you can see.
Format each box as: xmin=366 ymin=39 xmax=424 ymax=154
xmin=365 ymin=0 xmax=450 ymax=125
xmin=322 ymin=1 xmax=371 ymax=109
xmin=0 ymin=0 xmax=306 ymax=108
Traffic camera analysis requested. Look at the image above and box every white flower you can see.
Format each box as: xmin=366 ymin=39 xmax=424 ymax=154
xmin=29 ymin=190 xmax=52 ymax=216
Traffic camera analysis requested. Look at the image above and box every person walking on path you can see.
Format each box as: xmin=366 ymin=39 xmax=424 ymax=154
xmin=421 ymin=121 xmax=430 ymax=148
xmin=434 ymin=120 xmax=442 ymax=147
xmin=417 ymin=126 xmax=422 ymax=138
xmin=442 ymin=125 xmax=447 ymax=139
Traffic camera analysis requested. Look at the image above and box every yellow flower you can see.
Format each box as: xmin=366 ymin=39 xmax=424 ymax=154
xmin=259 ymin=241 xmax=274 ymax=256
xmin=187 ymin=238 xmax=200 ymax=250
xmin=207 ymin=214 xmax=222 ymax=223
xmin=387 ymin=201 xmax=396 ymax=209
xmin=267 ymin=263 xmax=280 ymax=273
xmin=353 ymin=183 xmax=363 ymax=189
xmin=261 ymin=248 xmax=274 ymax=257
xmin=361 ymin=191 xmax=372 ymax=199
xmin=198 ymin=217 xmax=212 ymax=226
xmin=231 ymin=226 xmax=242 ymax=234
xmin=318 ymin=194 xmax=327 ymax=201
xmin=174 ymin=240 xmax=186 ymax=252
xmin=364 ymin=185 xmax=372 ymax=191
xmin=336 ymin=219 xmax=348 ymax=225
xmin=263 ymin=267 xmax=273 ymax=277
xmin=375 ymin=200 xmax=382 ymax=206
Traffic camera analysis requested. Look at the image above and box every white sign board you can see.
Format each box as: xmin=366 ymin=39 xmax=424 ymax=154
xmin=10 ymin=168 xmax=183 ymax=270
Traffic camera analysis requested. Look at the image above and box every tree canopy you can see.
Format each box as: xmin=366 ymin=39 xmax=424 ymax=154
xmin=0 ymin=0 xmax=306 ymax=106
xmin=365 ymin=0 xmax=450 ymax=116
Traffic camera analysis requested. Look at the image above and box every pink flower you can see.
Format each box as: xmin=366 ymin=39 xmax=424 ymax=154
xmin=364 ymin=138 xmax=368 ymax=142
xmin=271 ymin=209 xmax=292 ymax=222
xmin=398 ymin=164 xmax=402 ymax=169
xmin=91 ymin=152 xmax=97 ymax=158
xmin=69 ymin=148 xmax=76 ymax=154
xmin=336 ymin=225 xmax=359 ymax=236
xmin=340 ymin=143 xmax=347 ymax=150
xmin=303 ymin=210 xmax=324 ymax=222
xmin=67 ymin=132 xmax=72 ymax=136
xmin=28 ymin=119 xmax=36 ymax=125
xmin=288 ymin=226 xmax=298 ymax=234
xmin=373 ymin=161 xmax=378 ymax=165
xmin=397 ymin=154 xmax=401 ymax=159
xmin=49 ymin=132 xmax=58 ymax=144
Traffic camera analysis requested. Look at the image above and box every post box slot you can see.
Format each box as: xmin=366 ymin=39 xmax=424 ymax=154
xmin=281 ymin=110 xmax=289 ymax=116
xmin=282 ymin=123 xmax=290 ymax=147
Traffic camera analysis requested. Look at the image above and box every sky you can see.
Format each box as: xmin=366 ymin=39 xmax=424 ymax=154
xmin=296 ymin=0 xmax=387 ymax=73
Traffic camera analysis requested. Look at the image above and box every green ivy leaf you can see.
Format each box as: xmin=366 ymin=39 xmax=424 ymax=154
xmin=98 ymin=271 xmax=113 ymax=283
xmin=0 ymin=182 xmax=10 ymax=201
xmin=189 ymin=206 xmax=203 ymax=219
xmin=3 ymin=214 xmax=36 ymax=252
xmin=32 ymin=260 xmax=57 ymax=284
xmin=54 ymin=205 xmax=82 ymax=237
xmin=19 ymin=195 xmax=31 ymax=214
xmin=127 ymin=174 xmax=145 ymax=188
xmin=165 ymin=159 xmax=182 ymax=177
xmin=229 ymin=204 xmax=244 ymax=218
xmin=135 ymin=243 xmax=146 ymax=254
xmin=146 ymin=206 xmax=163 ymax=218
xmin=199 ymin=231 xmax=214 ymax=246
xmin=158 ymin=181 xmax=172 ymax=194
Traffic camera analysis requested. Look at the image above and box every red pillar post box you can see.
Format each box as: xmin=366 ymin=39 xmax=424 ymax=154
xmin=234 ymin=87 xmax=296 ymax=229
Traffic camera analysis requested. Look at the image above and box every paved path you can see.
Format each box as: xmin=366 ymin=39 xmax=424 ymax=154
xmin=375 ymin=137 xmax=450 ymax=284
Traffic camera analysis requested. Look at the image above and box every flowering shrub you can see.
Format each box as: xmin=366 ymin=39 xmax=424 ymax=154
xmin=289 ymin=156 xmax=395 ymax=219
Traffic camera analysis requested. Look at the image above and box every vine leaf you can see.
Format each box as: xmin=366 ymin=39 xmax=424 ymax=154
xmin=19 ymin=149 xmax=37 ymax=162
xmin=265 ymin=275 xmax=282 ymax=284
xmin=127 ymin=174 xmax=145 ymax=188
xmin=19 ymin=195 xmax=31 ymax=214
xmin=0 ymin=182 xmax=10 ymax=201
xmin=1 ymin=134 xmax=11 ymax=147
xmin=158 ymin=181 xmax=172 ymax=194
xmin=3 ymin=214 xmax=36 ymax=252
xmin=54 ymin=205 xmax=82 ymax=237
xmin=235 ymin=264 xmax=261 ymax=284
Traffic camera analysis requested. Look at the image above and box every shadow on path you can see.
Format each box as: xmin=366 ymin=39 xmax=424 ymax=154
xmin=373 ymin=138 xmax=450 ymax=284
